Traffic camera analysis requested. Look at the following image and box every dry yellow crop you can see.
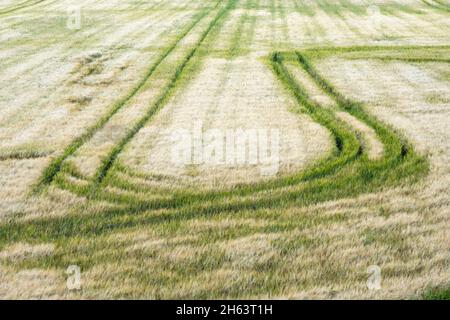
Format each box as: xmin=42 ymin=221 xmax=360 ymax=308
xmin=0 ymin=0 xmax=448 ymax=299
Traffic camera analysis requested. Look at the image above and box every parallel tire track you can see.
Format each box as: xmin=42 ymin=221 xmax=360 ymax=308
xmin=91 ymin=0 xmax=239 ymax=187
xmin=0 ymin=47 xmax=432 ymax=253
xmin=421 ymin=0 xmax=450 ymax=12
xmin=34 ymin=0 xmax=224 ymax=192
xmin=55 ymin=49 xmax=428 ymax=216
xmin=0 ymin=150 xmax=50 ymax=161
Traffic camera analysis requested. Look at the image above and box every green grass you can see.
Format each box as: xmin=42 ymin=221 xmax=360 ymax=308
xmin=423 ymin=285 xmax=450 ymax=300
xmin=421 ymin=0 xmax=450 ymax=12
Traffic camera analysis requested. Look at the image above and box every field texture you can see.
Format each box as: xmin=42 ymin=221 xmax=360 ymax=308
xmin=0 ymin=0 xmax=449 ymax=299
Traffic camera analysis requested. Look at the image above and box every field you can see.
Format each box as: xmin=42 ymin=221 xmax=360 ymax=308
xmin=0 ymin=0 xmax=449 ymax=299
